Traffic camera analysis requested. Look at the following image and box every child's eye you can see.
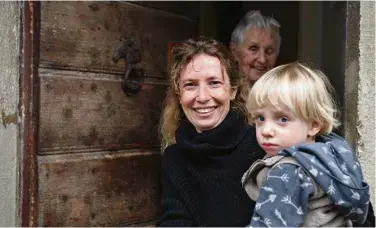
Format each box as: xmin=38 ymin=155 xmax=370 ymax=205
xmin=278 ymin=117 xmax=289 ymax=123
xmin=254 ymin=115 xmax=265 ymax=122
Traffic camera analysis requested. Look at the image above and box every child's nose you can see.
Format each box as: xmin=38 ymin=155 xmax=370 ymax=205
xmin=261 ymin=123 xmax=275 ymax=137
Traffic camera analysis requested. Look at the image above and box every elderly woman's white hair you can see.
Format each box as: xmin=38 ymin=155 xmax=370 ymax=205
xmin=231 ymin=10 xmax=281 ymax=54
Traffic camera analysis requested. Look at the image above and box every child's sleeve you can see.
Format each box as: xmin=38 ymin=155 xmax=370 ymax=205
xmin=249 ymin=163 xmax=315 ymax=227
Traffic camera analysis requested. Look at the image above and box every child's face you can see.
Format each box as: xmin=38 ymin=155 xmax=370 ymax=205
xmin=253 ymin=105 xmax=321 ymax=156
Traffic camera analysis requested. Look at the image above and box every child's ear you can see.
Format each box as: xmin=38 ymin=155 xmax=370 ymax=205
xmin=230 ymin=86 xmax=238 ymax=100
xmin=308 ymin=121 xmax=322 ymax=137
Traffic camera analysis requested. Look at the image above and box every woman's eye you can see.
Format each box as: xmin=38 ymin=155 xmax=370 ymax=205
xmin=183 ymin=82 xmax=196 ymax=90
xmin=208 ymin=81 xmax=222 ymax=87
xmin=249 ymin=46 xmax=258 ymax=52
xmin=266 ymin=48 xmax=275 ymax=55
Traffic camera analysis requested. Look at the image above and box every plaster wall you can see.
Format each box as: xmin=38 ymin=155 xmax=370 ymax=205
xmin=0 ymin=1 xmax=20 ymax=226
xmin=344 ymin=1 xmax=375 ymax=207
xmin=357 ymin=1 xmax=375 ymax=204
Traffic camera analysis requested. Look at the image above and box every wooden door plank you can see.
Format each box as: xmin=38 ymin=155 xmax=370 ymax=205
xmin=39 ymin=1 xmax=197 ymax=78
xmin=37 ymin=150 xmax=161 ymax=226
xmin=20 ymin=1 xmax=40 ymax=226
xmin=39 ymin=69 xmax=166 ymax=154
xmin=131 ymin=1 xmax=200 ymax=20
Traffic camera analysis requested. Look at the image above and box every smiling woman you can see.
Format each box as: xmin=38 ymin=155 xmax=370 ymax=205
xmin=178 ymin=54 xmax=236 ymax=133
xmin=157 ymin=36 xmax=265 ymax=226
xmin=230 ymin=10 xmax=280 ymax=86
xmin=160 ymin=37 xmax=249 ymax=145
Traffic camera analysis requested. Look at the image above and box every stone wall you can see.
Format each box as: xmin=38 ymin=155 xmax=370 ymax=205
xmin=0 ymin=1 xmax=20 ymax=226
xmin=344 ymin=1 xmax=375 ymax=207
xmin=357 ymin=1 xmax=375 ymax=204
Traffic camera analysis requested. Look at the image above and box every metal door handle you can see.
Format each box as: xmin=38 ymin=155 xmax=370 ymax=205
xmin=113 ymin=36 xmax=144 ymax=96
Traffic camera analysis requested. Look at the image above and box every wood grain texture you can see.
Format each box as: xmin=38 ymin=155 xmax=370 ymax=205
xmin=39 ymin=1 xmax=197 ymax=78
xmin=39 ymin=69 xmax=167 ymax=154
xmin=37 ymin=151 xmax=161 ymax=226
xmin=35 ymin=2 xmax=200 ymax=226
xmin=131 ymin=1 xmax=200 ymax=20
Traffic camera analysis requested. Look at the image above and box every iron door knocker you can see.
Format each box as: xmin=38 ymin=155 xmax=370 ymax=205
xmin=113 ymin=36 xmax=145 ymax=96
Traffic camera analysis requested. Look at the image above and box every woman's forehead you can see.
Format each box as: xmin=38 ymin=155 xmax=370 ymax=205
xmin=179 ymin=54 xmax=228 ymax=81
xmin=242 ymin=27 xmax=278 ymax=47
xmin=187 ymin=54 xmax=221 ymax=70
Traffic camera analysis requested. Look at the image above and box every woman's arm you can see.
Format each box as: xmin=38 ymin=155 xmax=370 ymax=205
xmin=157 ymin=149 xmax=196 ymax=227
xmin=157 ymin=176 xmax=196 ymax=227
xmin=249 ymin=164 xmax=314 ymax=227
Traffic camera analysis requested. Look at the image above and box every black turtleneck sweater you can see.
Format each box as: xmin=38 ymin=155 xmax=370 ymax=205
xmin=157 ymin=111 xmax=265 ymax=227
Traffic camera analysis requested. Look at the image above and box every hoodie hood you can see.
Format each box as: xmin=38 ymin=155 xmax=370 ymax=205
xmin=279 ymin=133 xmax=370 ymax=224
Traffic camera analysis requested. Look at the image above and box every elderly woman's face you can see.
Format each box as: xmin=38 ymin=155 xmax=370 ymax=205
xmin=179 ymin=54 xmax=236 ymax=133
xmin=232 ymin=28 xmax=278 ymax=85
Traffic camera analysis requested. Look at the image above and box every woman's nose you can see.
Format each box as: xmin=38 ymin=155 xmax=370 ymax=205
xmin=257 ymin=51 xmax=266 ymax=64
xmin=196 ymin=85 xmax=210 ymax=102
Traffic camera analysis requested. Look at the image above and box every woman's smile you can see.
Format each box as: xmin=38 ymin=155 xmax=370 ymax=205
xmin=194 ymin=107 xmax=216 ymax=114
xmin=179 ymin=54 xmax=234 ymax=133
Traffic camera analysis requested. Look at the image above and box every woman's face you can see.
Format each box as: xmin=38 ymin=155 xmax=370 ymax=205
xmin=179 ymin=54 xmax=236 ymax=133
xmin=231 ymin=27 xmax=278 ymax=85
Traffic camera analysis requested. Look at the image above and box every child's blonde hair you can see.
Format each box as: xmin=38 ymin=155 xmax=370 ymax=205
xmin=247 ymin=62 xmax=340 ymax=135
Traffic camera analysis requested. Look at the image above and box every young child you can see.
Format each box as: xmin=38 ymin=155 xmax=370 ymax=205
xmin=242 ymin=62 xmax=370 ymax=227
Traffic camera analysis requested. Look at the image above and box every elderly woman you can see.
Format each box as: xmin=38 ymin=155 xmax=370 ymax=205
xmin=157 ymin=37 xmax=265 ymax=226
xmin=230 ymin=10 xmax=280 ymax=86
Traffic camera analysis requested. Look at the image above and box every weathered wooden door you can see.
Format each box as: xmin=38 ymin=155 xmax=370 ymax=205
xmin=20 ymin=1 xmax=198 ymax=226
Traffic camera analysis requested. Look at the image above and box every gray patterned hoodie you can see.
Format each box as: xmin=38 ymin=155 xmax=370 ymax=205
xmin=242 ymin=133 xmax=370 ymax=227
